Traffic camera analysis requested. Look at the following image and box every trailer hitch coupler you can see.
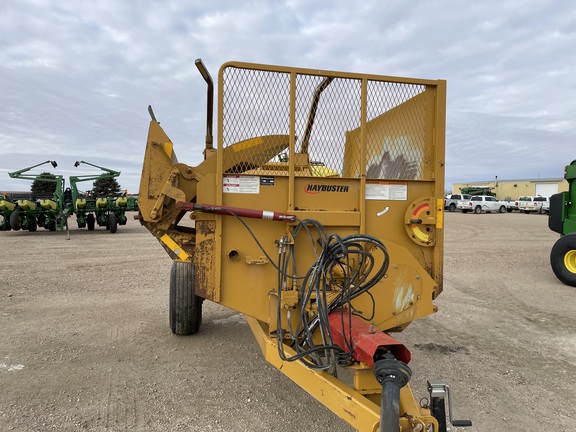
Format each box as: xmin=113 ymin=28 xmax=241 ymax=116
xmin=373 ymin=356 xmax=412 ymax=432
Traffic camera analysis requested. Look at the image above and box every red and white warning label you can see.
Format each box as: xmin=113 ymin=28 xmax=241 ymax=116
xmin=223 ymin=175 xmax=260 ymax=194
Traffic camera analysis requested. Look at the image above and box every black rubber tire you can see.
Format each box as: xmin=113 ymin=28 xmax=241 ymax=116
xmin=37 ymin=214 xmax=46 ymax=228
xmin=507 ymin=208 xmax=513 ymax=213
xmin=28 ymin=217 xmax=37 ymax=232
xmin=48 ymin=219 xmax=56 ymax=232
xmin=169 ymin=262 xmax=203 ymax=335
xmin=1 ymin=219 xmax=11 ymax=231
xmin=448 ymin=203 xmax=456 ymax=212
xmin=462 ymin=210 xmax=468 ymax=214
xmin=87 ymin=214 xmax=95 ymax=231
xmin=550 ymin=234 xmax=576 ymax=287
xmin=108 ymin=213 xmax=118 ymax=233
xmin=524 ymin=211 xmax=531 ymax=214
xmin=499 ymin=206 xmax=506 ymax=213
xmin=10 ymin=210 xmax=21 ymax=231
xmin=474 ymin=206 xmax=482 ymax=214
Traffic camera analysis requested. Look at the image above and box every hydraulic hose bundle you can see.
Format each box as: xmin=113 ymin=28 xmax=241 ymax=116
xmin=204 ymin=207 xmax=392 ymax=372
xmin=276 ymin=219 xmax=390 ymax=371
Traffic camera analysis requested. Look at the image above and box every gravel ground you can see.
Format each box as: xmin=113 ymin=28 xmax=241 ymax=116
xmin=1 ymin=211 xmax=575 ymax=431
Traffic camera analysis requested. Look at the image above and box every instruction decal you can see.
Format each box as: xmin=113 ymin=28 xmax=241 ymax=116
xmin=223 ymin=175 xmax=260 ymax=194
xmin=366 ymin=181 xmax=407 ymax=201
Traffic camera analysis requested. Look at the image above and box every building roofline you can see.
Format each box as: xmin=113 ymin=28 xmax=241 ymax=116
xmin=455 ymin=178 xmax=565 ymax=184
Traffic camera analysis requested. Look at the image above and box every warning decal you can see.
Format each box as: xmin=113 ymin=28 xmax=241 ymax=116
xmin=366 ymin=181 xmax=407 ymax=201
xmin=223 ymin=175 xmax=260 ymax=194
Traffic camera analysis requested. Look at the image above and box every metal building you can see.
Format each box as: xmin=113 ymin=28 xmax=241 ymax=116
xmin=452 ymin=178 xmax=568 ymax=200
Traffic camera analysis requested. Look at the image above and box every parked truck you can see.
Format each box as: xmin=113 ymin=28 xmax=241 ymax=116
xmin=502 ymin=197 xmax=519 ymax=213
xmin=459 ymin=195 xmax=507 ymax=214
xmin=444 ymin=193 xmax=470 ymax=212
xmin=137 ymin=59 xmax=470 ymax=431
xmin=518 ymin=196 xmax=547 ymax=214
xmin=549 ymin=161 xmax=576 ymax=286
xmin=534 ymin=196 xmax=549 ymax=214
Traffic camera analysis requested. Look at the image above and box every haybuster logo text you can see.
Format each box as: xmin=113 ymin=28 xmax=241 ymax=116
xmin=305 ymin=184 xmax=349 ymax=194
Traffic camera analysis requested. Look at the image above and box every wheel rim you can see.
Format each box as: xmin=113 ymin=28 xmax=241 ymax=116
xmin=564 ymin=250 xmax=576 ymax=274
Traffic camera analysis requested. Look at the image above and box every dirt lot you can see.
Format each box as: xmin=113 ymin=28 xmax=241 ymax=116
xmin=1 ymin=211 xmax=575 ymax=431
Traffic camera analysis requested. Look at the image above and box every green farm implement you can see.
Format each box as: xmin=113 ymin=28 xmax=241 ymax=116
xmin=3 ymin=160 xmax=137 ymax=234
xmin=0 ymin=193 xmax=16 ymax=231
xmin=8 ymin=160 xmax=67 ymax=232
xmin=549 ymin=160 xmax=576 ymax=286
xmin=69 ymin=160 xmax=134 ymax=233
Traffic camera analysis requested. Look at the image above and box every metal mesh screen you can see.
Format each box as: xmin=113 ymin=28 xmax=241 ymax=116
xmin=364 ymin=80 xmax=426 ymax=179
xmin=221 ymin=65 xmax=428 ymax=180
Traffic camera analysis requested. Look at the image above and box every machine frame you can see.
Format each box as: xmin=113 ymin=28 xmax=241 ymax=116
xmin=138 ymin=60 xmax=471 ymax=431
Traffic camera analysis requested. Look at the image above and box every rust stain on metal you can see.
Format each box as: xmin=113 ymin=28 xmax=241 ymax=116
xmin=194 ymin=220 xmax=217 ymax=301
xmin=198 ymin=221 xmax=216 ymax=236
xmin=194 ymin=238 xmax=215 ymax=300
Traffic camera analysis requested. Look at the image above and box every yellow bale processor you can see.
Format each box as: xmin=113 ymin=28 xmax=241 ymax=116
xmin=138 ymin=60 xmax=470 ymax=432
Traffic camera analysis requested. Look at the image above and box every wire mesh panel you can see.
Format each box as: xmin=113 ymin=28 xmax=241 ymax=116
xmin=364 ymin=81 xmax=426 ymax=180
xmin=220 ymin=63 xmax=432 ymax=180
xmin=295 ymin=76 xmax=362 ymax=177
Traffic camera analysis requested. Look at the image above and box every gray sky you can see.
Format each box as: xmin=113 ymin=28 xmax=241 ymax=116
xmin=1 ymin=0 xmax=575 ymax=194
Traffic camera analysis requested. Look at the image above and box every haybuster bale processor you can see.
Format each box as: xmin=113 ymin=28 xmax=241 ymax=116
xmin=138 ymin=60 xmax=470 ymax=431
xmin=7 ymin=160 xmax=66 ymax=232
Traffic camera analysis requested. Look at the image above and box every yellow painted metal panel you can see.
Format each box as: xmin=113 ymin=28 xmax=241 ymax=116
xmin=160 ymin=234 xmax=190 ymax=261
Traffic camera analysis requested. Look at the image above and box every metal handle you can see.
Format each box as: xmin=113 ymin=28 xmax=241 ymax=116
xmin=195 ymin=58 xmax=214 ymax=151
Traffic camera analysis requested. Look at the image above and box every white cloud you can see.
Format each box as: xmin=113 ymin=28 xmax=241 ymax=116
xmin=0 ymin=0 xmax=574 ymax=194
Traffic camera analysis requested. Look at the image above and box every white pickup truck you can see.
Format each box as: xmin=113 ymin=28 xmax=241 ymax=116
xmin=444 ymin=194 xmax=471 ymax=212
xmin=458 ymin=195 xmax=507 ymax=214
xmin=518 ymin=196 xmax=548 ymax=214
xmin=502 ymin=197 xmax=519 ymax=213
xmin=534 ymin=196 xmax=550 ymax=214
